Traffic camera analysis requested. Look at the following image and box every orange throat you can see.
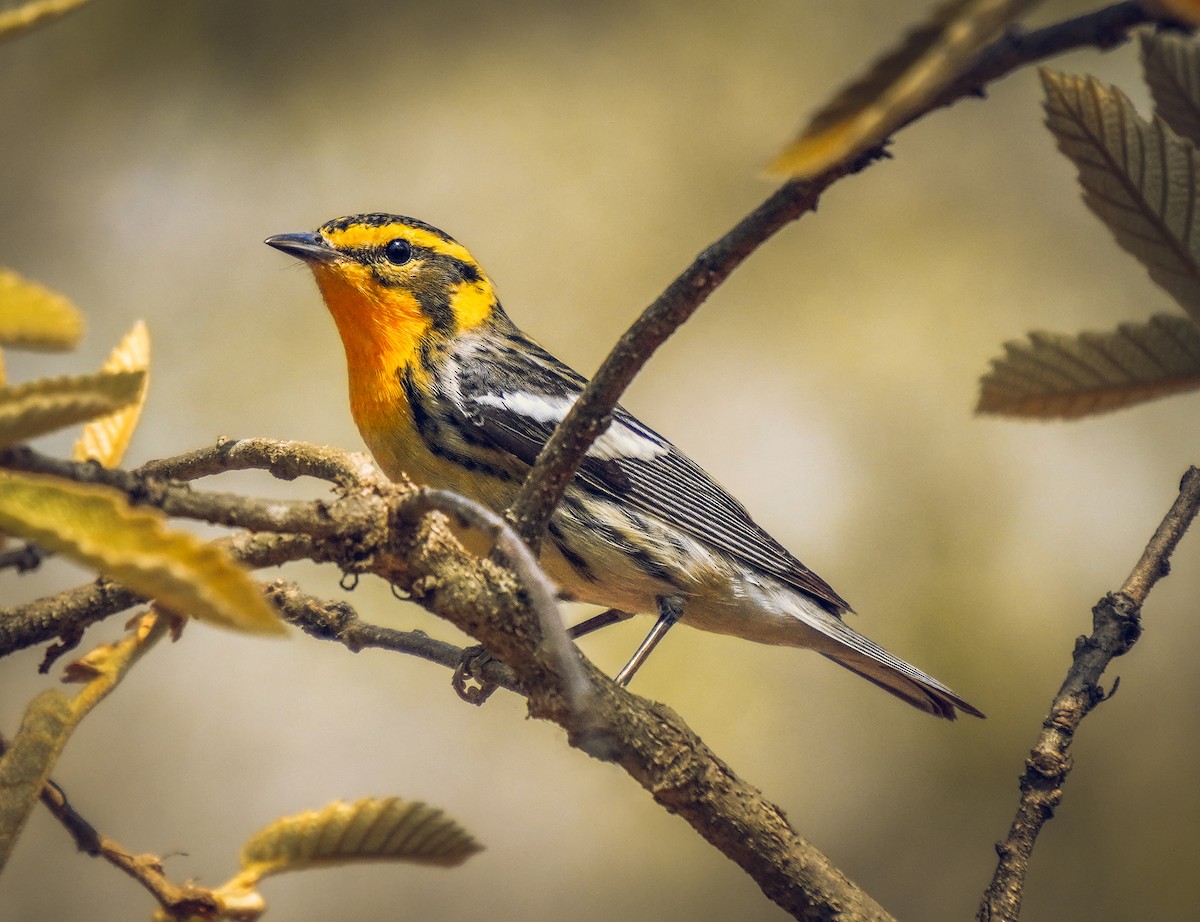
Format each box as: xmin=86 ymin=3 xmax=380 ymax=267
xmin=309 ymin=262 xmax=429 ymax=436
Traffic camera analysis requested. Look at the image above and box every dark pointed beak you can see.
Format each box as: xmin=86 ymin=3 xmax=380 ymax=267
xmin=264 ymin=232 xmax=339 ymax=263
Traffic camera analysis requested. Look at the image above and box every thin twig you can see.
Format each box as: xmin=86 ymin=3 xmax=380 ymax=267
xmin=0 ymin=532 xmax=317 ymax=663
xmin=265 ymin=579 xmax=521 ymax=693
xmin=0 ymin=735 xmax=220 ymax=918
xmin=978 ymin=467 xmax=1200 ymax=922
xmin=0 ymin=445 xmax=355 ymax=538
xmin=505 ymin=177 xmax=828 ymax=548
xmin=503 ymin=0 xmax=1162 ymax=551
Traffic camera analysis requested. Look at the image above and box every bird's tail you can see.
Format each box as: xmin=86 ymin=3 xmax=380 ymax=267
xmin=818 ymin=626 xmax=985 ymax=720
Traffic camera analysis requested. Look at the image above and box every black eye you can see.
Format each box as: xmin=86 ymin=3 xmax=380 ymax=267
xmin=384 ymin=238 xmax=413 ymax=265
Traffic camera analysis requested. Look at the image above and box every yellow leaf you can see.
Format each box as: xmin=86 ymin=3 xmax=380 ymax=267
xmin=768 ymin=0 xmax=1042 ymax=179
xmin=977 ymin=314 xmax=1200 ymax=418
xmin=73 ymin=321 xmax=150 ymax=467
xmin=0 ymin=370 xmax=144 ymax=447
xmin=1141 ymin=30 xmax=1200 ymax=148
xmin=0 ymin=472 xmax=286 ymax=635
xmin=0 ymin=0 xmax=90 ymax=42
xmin=0 ymin=269 xmax=83 ymax=350
xmin=1041 ymin=69 xmax=1200 ymax=323
xmin=233 ymin=796 xmax=482 ymax=886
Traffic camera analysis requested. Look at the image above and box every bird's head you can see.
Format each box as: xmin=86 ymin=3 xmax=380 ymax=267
xmin=266 ymin=213 xmax=500 ymax=373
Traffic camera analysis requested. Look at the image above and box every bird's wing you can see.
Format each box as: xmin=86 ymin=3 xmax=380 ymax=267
xmin=446 ymin=331 xmax=850 ymax=613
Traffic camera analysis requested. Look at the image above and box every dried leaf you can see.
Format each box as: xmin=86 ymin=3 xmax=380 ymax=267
xmin=236 ymin=797 xmax=482 ymax=885
xmin=0 ymin=269 xmax=83 ymax=350
xmin=0 ymin=472 xmax=286 ymax=635
xmin=73 ymin=321 xmax=150 ymax=467
xmin=0 ymin=370 xmax=145 ymax=447
xmin=977 ymin=314 xmax=1200 ymax=418
xmin=0 ymin=690 xmax=72 ymax=872
xmin=768 ymin=0 xmax=1041 ymax=178
xmin=1041 ymin=69 xmax=1200 ymax=323
xmin=1141 ymin=31 xmax=1200 ymax=147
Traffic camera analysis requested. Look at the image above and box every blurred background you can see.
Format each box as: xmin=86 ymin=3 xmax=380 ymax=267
xmin=2 ymin=1 xmax=1197 ymax=919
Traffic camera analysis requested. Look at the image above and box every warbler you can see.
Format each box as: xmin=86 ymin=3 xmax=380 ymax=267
xmin=266 ymin=213 xmax=982 ymax=720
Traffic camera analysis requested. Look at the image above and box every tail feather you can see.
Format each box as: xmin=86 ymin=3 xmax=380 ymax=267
xmin=820 ymin=650 xmax=984 ymax=720
xmin=814 ymin=619 xmax=985 ymax=720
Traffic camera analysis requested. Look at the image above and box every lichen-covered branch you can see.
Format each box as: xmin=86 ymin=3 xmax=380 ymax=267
xmin=0 ymin=439 xmax=892 ymax=920
xmin=978 ymin=467 xmax=1200 ymax=922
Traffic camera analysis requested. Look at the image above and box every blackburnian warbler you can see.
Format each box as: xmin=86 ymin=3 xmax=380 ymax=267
xmin=266 ymin=214 xmax=982 ymax=720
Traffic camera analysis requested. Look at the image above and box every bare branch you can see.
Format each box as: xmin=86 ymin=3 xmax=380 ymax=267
xmin=978 ymin=466 xmax=1200 ymax=922
xmin=1119 ymin=467 xmax=1200 ymax=604
xmin=265 ymin=579 xmax=521 ymax=693
xmin=504 ymin=1 xmax=1164 ymax=550
xmin=0 ymin=532 xmax=316 ymax=663
xmin=0 ymin=445 xmax=363 ymax=537
xmin=137 ymin=436 xmax=375 ymax=488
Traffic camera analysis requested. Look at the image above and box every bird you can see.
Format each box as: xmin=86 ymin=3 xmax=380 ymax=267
xmin=265 ymin=213 xmax=983 ymax=719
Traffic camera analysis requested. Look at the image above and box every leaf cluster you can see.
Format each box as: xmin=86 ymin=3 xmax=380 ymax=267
xmin=979 ymin=31 xmax=1200 ymax=417
xmin=0 ymin=274 xmax=483 ymax=918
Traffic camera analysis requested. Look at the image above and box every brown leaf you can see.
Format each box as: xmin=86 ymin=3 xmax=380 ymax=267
xmin=1041 ymin=69 xmax=1200 ymax=323
xmin=0 ymin=0 xmax=91 ymax=43
xmin=1141 ymin=30 xmax=1200 ymax=147
xmin=977 ymin=314 xmax=1200 ymax=418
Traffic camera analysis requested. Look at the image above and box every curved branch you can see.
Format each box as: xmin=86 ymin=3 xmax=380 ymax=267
xmin=505 ymin=0 xmax=1162 ymax=549
xmin=395 ymin=487 xmax=595 ymax=718
xmin=137 ymin=437 xmax=375 ymax=488
xmin=977 ymin=466 xmax=1200 ymax=922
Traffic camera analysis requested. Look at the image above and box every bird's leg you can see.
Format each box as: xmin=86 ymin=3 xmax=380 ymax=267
xmin=568 ymin=608 xmax=635 ymax=640
xmin=614 ymin=595 xmax=685 ymax=687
